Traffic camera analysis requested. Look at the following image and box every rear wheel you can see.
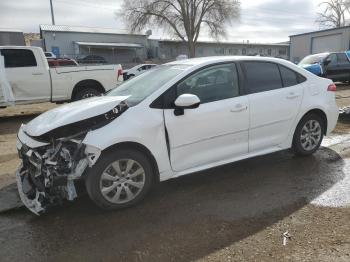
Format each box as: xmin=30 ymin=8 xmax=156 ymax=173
xmin=85 ymin=149 xmax=154 ymax=210
xmin=73 ymin=87 xmax=101 ymax=101
xmin=292 ymin=114 xmax=325 ymax=156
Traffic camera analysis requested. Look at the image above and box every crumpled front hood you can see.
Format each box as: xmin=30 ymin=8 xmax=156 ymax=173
xmin=24 ymin=96 xmax=129 ymax=137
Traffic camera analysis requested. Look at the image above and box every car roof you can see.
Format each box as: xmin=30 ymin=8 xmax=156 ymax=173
xmin=166 ymin=56 xmax=291 ymax=67
xmin=138 ymin=64 xmax=157 ymax=66
xmin=305 ymin=52 xmax=329 ymax=57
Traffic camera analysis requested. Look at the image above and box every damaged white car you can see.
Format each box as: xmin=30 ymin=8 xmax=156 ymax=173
xmin=16 ymin=57 xmax=339 ymax=215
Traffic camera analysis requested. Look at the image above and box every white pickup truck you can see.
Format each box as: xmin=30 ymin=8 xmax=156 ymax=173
xmin=0 ymin=46 xmax=123 ymax=107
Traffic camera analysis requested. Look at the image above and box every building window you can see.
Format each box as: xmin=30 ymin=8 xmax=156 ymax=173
xmin=215 ymin=48 xmax=225 ymax=55
xmin=267 ymin=49 xmax=272 ymax=56
xmin=242 ymin=48 xmax=247 ymax=55
xmin=229 ymin=48 xmax=238 ymax=55
xmin=198 ymin=48 xmax=204 ymax=55
xmin=279 ymin=49 xmax=287 ymax=56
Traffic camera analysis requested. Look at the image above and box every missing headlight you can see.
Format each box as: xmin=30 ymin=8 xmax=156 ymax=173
xmin=16 ymin=135 xmax=101 ymax=215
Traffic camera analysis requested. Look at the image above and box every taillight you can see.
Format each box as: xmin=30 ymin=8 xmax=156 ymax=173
xmin=327 ymin=83 xmax=337 ymax=92
xmin=117 ymin=68 xmax=123 ymax=81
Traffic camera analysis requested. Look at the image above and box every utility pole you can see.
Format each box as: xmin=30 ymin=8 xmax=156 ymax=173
xmin=50 ymin=0 xmax=55 ymax=25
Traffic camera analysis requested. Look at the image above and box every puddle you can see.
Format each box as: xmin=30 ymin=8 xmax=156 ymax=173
xmin=311 ymin=134 xmax=350 ymax=208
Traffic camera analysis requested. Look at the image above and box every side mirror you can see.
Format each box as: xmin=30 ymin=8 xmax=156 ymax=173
xmin=174 ymin=94 xmax=200 ymax=116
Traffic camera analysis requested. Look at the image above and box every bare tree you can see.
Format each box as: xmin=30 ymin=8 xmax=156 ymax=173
xmin=121 ymin=0 xmax=240 ymax=57
xmin=316 ymin=0 xmax=350 ymax=28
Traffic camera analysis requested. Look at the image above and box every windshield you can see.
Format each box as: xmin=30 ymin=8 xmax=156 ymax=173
xmin=299 ymin=53 xmax=328 ymax=65
xmin=108 ymin=64 xmax=191 ymax=106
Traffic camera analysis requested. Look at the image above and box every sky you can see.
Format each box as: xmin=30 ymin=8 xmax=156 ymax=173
xmin=0 ymin=0 xmax=326 ymax=43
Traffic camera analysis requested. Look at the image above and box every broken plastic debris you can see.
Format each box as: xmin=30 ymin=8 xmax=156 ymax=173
xmin=282 ymin=231 xmax=292 ymax=246
xmin=339 ymin=106 xmax=350 ymax=115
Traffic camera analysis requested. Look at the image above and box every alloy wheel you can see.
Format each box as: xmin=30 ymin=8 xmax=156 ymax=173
xmin=300 ymin=120 xmax=322 ymax=151
xmin=99 ymin=159 xmax=145 ymax=204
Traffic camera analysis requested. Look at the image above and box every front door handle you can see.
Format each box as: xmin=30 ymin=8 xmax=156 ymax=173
xmin=230 ymin=104 xmax=248 ymax=113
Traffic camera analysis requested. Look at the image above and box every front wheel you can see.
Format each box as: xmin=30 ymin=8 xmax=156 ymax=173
xmin=292 ymin=114 xmax=325 ymax=156
xmin=85 ymin=149 xmax=154 ymax=210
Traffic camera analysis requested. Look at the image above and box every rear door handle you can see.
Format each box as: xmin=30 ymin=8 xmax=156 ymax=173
xmin=32 ymin=72 xmax=43 ymax=76
xmin=230 ymin=104 xmax=248 ymax=113
xmin=287 ymin=92 xmax=299 ymax=99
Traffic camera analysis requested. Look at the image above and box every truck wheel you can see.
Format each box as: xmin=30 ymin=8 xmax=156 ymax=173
xmin=292 ymin=113 xmax=324 ymax=156
xmin=85 ymin=149 xmax=154 ymax=210
xmin=74 ymin=88 xmax=101 ymax=101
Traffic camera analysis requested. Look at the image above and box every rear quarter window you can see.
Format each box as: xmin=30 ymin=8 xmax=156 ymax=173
xmin=279 ymin=65 xmax=307 ymax=86
xmin=243 ymin=61 xmax=282 ymax=94
xmin=279 ymin=65 xmax=299 ymax=87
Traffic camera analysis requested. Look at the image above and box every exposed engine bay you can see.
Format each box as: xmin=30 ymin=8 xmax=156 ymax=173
xmin=16 ymin=101 xmax=128 ymax=215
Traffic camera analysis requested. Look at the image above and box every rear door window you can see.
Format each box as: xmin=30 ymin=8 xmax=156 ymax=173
xmin=337 ymin=53 xmax=349 ymax=63
xmin=0 ymin=49 xmax=37 ymax=68
xmin=243 ymin=62 xmax=283 ymax=94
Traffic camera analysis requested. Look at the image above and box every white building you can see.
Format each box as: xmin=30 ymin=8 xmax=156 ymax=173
xmin=155 ymin=40 xmax=289 ymax=60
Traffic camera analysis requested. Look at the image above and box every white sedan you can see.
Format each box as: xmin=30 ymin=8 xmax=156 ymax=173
xmin=16 ymin=56 xmax=339 ymax=214
xmin=123 ymin=64 xmax=158 ymax=80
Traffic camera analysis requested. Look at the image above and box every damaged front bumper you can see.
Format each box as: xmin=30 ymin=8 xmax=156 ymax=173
xmin=16 ymin=125 xmax=101 ymax=215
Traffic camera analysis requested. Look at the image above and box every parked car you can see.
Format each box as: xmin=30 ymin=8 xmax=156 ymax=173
xmin=0 ymin=46 xmax=123 ymax=107
xmin=44 ymin=52 xmax=56 ymax=59
xmin=77 ymin=55 xmax=107 ymax=64
xmin=176 ymin=54 xmax=188 ymax=60
xmin=47 ymin=58 xmax=78 ymax=67
xmin=16 ymin=56 xmax=339 ymax=215
xmin=123 ymin=64 xmax=157 ymax=80
xmin=299 ymin=51 xmax=350 ymax=82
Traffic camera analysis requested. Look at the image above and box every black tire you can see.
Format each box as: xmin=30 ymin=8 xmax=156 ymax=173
xmin=292 ymin=113 xmax=325 ymax=156
xmin=85 ymin=149 xmax=154 ymax=210
xmin=73 ymin=87 xmax=101 ymax=101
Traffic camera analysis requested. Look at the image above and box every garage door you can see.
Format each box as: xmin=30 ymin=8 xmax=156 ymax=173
xmin=312 ymin=34 xmax=342 ymax=53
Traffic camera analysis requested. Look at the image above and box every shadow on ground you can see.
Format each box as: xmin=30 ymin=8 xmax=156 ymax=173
xmin=0 ymin=115 xmax=39 ymax=135
xmin=0 ymin=146 xmax=346 ymax=262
